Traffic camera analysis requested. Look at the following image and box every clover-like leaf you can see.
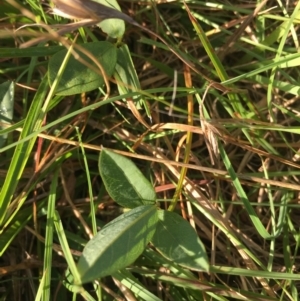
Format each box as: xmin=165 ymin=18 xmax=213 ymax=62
xmin=152 ymin=210 xmax=209 ymax=272
xmin=77 ymin=205 xmax=158 ymax=284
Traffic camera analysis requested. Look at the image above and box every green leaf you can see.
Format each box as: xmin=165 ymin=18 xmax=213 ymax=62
xmin=99 ymin=149 xmax=156 ymax=208
xmin=94 ymin=0 xmax=125 ymax=38
xmin=77 ymin=205 xmax=158 ymax=284
xmin=151 ymin=210 xmax=209 ymax=272
xmin=0 ymin=81 xmax=14 ymax=147
xmin=48 ymin=41 xmax=117 ymax=96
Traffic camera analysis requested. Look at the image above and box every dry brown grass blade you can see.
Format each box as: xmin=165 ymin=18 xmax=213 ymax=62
xmin=52 ymin=0 xmax=136 ymax=23
xmin=19 ymin=19 xmax=99 ymax=48
xmin=6 ymin=120 xmax=300 ymax=191
xmin=199 ymin=84 xmax=222 ymax=166
xmin=127 ymin=99 xmax=151 ymax=129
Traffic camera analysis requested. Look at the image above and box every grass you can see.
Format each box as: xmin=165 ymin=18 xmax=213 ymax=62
xmin=1 ymin=0 xmax=300 ymax=300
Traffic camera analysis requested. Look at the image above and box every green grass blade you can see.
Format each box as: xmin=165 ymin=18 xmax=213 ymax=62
xmin=41 ymin=169 xmax=59 ymax=301
xmin=218 ymin=142 xmax=271 ymax=239
xmin=0 ymin=75 xmax=48 ymax=226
